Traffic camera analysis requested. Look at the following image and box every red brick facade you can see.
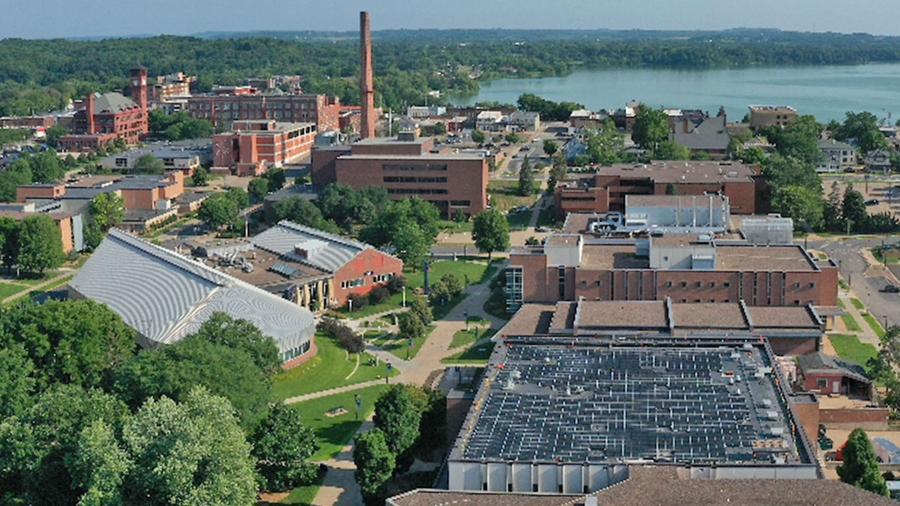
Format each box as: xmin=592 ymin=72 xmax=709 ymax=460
xmin=332 ymin=247 xmax=404 ymax=307
xmin=186 ymin=93 xmax=341 ymax=133
xmin=212 ymin=120 xmax=317 ymax=176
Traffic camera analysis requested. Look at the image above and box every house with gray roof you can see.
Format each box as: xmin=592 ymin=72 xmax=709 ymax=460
xmin=817 ymin=138 xmax=856 ymax=173
xmin=670 ymin=112 xmax=731 ymax=158
xmin=69 ymin=229 xmax=317 ymax=364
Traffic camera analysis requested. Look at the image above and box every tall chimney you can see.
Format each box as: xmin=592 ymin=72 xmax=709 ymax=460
xmin=359 ymin=11 xmax=376 ymax=139
xmin=85 ymin=93 xmax=96 ymax=135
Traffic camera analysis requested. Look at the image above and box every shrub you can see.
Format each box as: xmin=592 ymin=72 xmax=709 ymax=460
xmin=369 ymin=287 xmax=390 ymax=305
xmin=348 ymin=293 xmax=369 ymax=311
xmin=387 ymin=275 xmax=407 ymax=294
xmin=441 ymin=273 xmax=464 ymax=297
xmin=317 ymin=319 xmax=365 ymax=354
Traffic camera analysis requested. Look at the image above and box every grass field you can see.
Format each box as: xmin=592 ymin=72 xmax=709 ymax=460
xmin=442 ymin=340 xmax=495 ymax=365
xmin=272 ymin=334 xmax=396 ymax=400
xmin=439 ymin=219 xmax=473 ymax=234
xmin=0 ymin=283 xmax=28 ymax=300
xmin=450 ymin=326 xmax=495 ymax=349
xmin=841 ymin=313 xmax=863 ymax=332
xmin=289 ymin=384 xmax=390 ymax=462
xmin=280 ymin=474 xmax=325 ymax=505
xmin=850 ymin=298 xmax=866 ymax=311
xmin=861 ymin=312 xmax=887 ymax=338
xmin=488 ymin=180 xmax=540 ymax=212
xmin=828 ymin=334 xmax=878 ymax=371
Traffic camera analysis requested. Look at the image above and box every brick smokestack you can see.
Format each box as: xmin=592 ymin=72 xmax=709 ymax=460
xmin=85 ymin=93 xmax=96 ymax=134
xmin=359 ymin=11 xmax=376 ymax=139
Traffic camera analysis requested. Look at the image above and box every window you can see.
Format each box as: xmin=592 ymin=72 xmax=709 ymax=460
xmin=681 ymin=281 xmax=687 ymax=288
xmin=709 ymin=282 xmax=716 ymax=288
xmin=794 ymin=300 xmax=801 ymax=305
xmin=665 ymin=281 xmax=672 ymax=288
xmin=450 ymin=200 xmax=470 ymax=207
xmin=793 ymin=282 xmax=800 ymax=288
xmin=724 ymin=282 xmax=731 ymax=288
xmin=809 ymin=282 xmax=815 ymax=288
xmin=817 ymin=379 xmax=828 ymax=389
xmin=696 ymin=281 xmax=702 ymax=288
xmin=558 ymin=266 xmax=566 ymax=300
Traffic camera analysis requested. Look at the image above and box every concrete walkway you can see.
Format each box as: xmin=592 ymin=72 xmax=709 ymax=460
xmin=307 ymin=264 xmax=507 ymax=505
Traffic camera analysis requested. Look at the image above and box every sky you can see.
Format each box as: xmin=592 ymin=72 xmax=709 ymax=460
xmin=2 ymin=0 xmax=899 ymax=39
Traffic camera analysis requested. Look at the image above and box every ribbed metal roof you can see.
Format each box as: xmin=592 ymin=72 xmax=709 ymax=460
xmin=70 ymin=229 xmax=315 ymax=354
xmin=252 ymin=220 xmax=369 ymax=273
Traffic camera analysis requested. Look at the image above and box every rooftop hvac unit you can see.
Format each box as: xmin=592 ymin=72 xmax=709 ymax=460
xmin=763 ymin=410 xmax=779 ymax=421
xmin=767 ymin=426 xmax=785 ymax=437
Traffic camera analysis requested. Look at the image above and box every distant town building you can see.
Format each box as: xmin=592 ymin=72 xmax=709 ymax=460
xmin=101 ymin=141 xmax=211 ymax=175
xmin=749 ymin=105 xmax=797 ymax=130
xmin=475 ymin=110 xmax=506 ymax=132
xmin=59 ymin=67 xmax=150 ymax=152
xmin=865 ymin=149 xmax=892 ymax=174
xmin=817 ymin=139 xmax=856 ymax=173
xmin=670 ymin=110 xmax=730 ymax=158
xmin=311 ymin=131 xmax=488 ymax=217
xmin=212 ymin=120 xmax=317 ymax=176
xmin=70 ymin=229 xmax=317 ymax=367
xmin=568 ymin=109 xmax=607 ymax=130
xmin=406 ymin=105 xmax=447 ymax=118
xmin=0 ymin=201 xmax=86 ymax=253
xmin=149 ymin=72 xmax=196 ymax=106
xmin=554 ymin=161 xmax=763 ymax=219
xmin=507 ymin=111 xmax=541 ymax=132
xmin=186 ymin=92 xmax=342 ymax=132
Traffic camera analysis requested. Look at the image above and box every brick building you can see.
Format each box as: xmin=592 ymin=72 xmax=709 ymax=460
xmin=749 ymin=105 xmax=798 ymax=130
xmin=17 ymin=172 xmax=185 ymax=232
xmin=186 ymin=92 xmax=341 ymax=133
xmin=311 ymin=133 xmax=489 ymax=217
xmin=0 ymin=201 xmax=85 ymax=253
xmin=149 ymin=72 xmax=195 ymax=105
xmin=506 ymin=234 xmax=838 ymax=310
xmin=192 ymin=220 xmax=403 ymax=311
xmin=59 ymin=67 xmax=149 ymax=152
xmin=554 ymin=161 xmax=763 ymax=219
xmin=212 ymin=120 xmax=317 ymax=176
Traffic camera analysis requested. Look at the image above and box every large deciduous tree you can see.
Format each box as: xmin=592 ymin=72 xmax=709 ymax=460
xmin=632 ymin=105 xmax=669 ymax=149
xmin=373 ymin=385 xmax=423 ymax=455
xmin=198 ymin=193 xmax=239 ymax=230
xmin=18 ymin=214 xmax=65 ymax=274
xmin=353 ymin=429 xmax=395 ymax=502
xmin=122 ymin=387 xmax=258 ymax=505
xmin=250 ymin=404 xmax=319 ymax=492
xmin=192 ymin=312 xmax=281 ymax=376
xmin=472 ymin=209 xmax=510 ymax=260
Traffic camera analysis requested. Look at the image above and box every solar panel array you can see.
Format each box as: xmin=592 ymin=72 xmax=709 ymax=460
xmin=463 ymin=345 xmax=797 ymax=465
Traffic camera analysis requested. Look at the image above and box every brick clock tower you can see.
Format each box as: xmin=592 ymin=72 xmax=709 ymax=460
xmin=130 ymin=66 xmax=149 ymax=136
xmin=359 ymin=11 xmax=376 ymax=139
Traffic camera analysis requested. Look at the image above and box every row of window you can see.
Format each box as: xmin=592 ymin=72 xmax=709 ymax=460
xmin=383 ymin=164 xmax=448 ymax=172
xmin=280 ymin=340 xmax=312 ymax=362
xmin=387 ymin=188 xmax=448 ymax=195
xmin=384 ymin=176 xmax=448 ymax=183
xmin=340 ymin=273 xmax=395 ymax=289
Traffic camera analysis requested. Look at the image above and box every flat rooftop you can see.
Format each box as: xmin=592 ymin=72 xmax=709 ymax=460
xmin=338 ymin=154 xmax=484 ymax=161
xmin=715 ymin=245 xmax=814 ymax=271
xmin=499 ymin=300 xmax=822 ymax=338
xmin=354 ymin=136 xmax=432 ymax=146
xmin=596 ymin=161 xmax=758 ymax=184
xmin=454 ymin=339 xmax=807 ymax=466
xmin=626 ymin=194 xmax=729 ymax=208
xmin=580 ymin=243 xmax=649 ymax=269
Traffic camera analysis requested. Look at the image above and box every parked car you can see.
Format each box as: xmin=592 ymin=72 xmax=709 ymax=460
xmin=880 ymin=284 xmax=900 ymax=293
xmin=865 ymin=199 xmax=879 ymax=206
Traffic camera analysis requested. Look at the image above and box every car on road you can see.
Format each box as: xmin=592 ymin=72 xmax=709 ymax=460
xmin=880 ymin=284 xmax=900 ymax=293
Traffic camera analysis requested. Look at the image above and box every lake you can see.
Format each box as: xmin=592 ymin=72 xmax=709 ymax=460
xmin=456 ymin=63 xmax=900 ymax=123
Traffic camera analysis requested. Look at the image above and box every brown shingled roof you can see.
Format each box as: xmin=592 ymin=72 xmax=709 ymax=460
xmin=749 ymin=306 xmax=820 ymax=329
xmin=672 ymin=303 xmax=747 ymax=328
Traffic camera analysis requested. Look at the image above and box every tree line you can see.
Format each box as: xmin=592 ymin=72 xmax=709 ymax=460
xmin=6 ymin=31 xmax=900 ymax=115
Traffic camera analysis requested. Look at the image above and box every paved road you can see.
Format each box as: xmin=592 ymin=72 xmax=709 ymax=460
xmin=808 ymin=236 xmax=900 ymax=327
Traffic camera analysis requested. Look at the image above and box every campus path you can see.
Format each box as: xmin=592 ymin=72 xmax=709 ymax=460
xmin=1 ymin=268 xmax=76 ymax=305
xmin=305 ymin=264 xmax=507 ymax=505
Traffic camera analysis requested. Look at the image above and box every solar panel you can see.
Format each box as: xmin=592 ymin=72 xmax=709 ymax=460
xmin=270 ymin=263 xmax=298 ymax=278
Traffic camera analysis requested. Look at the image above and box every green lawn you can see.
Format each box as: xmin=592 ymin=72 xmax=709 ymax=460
xmin=841 ymin=313 xmax=863 ymax=332
xmin=272 ymin=334 xmax=396 ymax=400
xmin=861 ymin=312 xmax=887 ymax=338
xmin=488 ymin=180 xmax=540 ymax=212
xmin=280 ymin=474 xmax=325 ymax=505
xmin=850 ymin=298 xmax=866 ymax=311
xmin=0 ymin=283 xmax=28 ymax=300
xmin=442 ymin=341 xmax=495 ymax=365
xmin=439 ymin=219 xmax=473 ymax=234
xmin=289 ymin=384 xmax=390 ymax=461
xmin=838 ymin=280 xmax=850 ymax=291
xmin=836 ymin=298 xmax=847 ymax=309
xmin=828 ymin=334 xmax=878 ymax=372
xmin=450 ymin=326 xmax=495 ymax=349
